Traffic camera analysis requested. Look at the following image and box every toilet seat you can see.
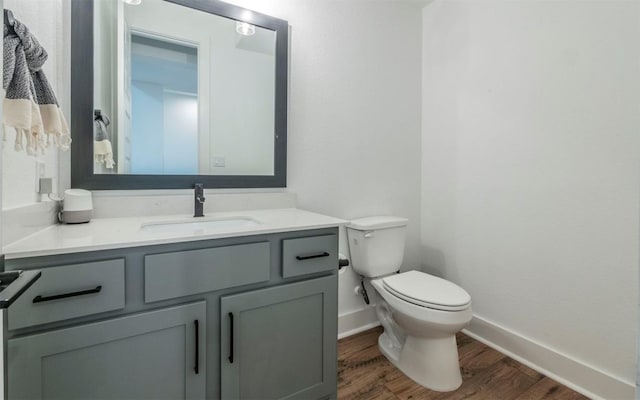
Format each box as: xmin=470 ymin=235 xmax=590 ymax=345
xmin=382 ymin=270 xmax=471 ymax=311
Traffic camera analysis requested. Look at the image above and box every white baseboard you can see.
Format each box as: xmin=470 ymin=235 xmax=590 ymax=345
xmin=464 ymin=315 xmax=635 ymax=400
xmin=338 ymin=306 xmax=380 ymax=339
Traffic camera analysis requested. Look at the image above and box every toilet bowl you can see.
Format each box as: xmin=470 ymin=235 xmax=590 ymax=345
xmin=371 ymin=272 xmax=471 ymax=391
xmin=346 ymin=216 xmax=472 ymax=392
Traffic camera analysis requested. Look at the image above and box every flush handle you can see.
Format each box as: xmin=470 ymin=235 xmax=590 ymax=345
xmin=363 ymin=231 xmax=375 ymax=238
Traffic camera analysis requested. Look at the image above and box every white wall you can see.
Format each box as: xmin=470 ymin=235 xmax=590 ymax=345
xmin=93 ymin=0 xmax=115 ymax=133
xmin=123 ymin=1 xmax=276 ymax=175
xmin=222 ymin=0 xmax=423 ymax=330
xmin=209 ymin=24 xmax=275 ymax=176
xmin=421 ymin=1 xmax=639 ymax=397
xmin=2 ymin=0 xmax=67 ymax=209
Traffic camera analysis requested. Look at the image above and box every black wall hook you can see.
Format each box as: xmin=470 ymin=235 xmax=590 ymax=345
xmin=4 ymin=9 xmax=15 ymax=27
xmin=4 ymin=9 xmax=15 ymax=35
xmin=94 ymin=109 xmax=111 ymax=127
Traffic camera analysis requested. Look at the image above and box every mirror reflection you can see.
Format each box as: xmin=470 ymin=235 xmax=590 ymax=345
xmin=93 ymin=0 xmax=276 ymax=176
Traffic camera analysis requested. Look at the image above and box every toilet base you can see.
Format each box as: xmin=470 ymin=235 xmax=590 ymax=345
xmin=378 ymin=331 xmax=463 ymax=392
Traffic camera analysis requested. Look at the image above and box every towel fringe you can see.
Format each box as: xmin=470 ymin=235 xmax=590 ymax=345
xmin=94 ymin=153 xmax=115 ymax=169
xmin=14 ymin=128 xmax=23 ymax=151
xmin=1 ymin=125 xmax=69 ymax=155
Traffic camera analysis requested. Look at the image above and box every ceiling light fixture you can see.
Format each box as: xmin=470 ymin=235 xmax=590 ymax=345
xmin=236 ymin=21 xmax=255 ymax=36
xmin=124 ymin=0 xmax=142 ymax=5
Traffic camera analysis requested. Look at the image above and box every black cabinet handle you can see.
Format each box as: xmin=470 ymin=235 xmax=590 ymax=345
xmin=33 ymin=285 xmax=102 ymax=303
xmin=194 ymin=320 xmax=199 ymax=374
xmin=296 ymin=252 xmax=330 ymax=261
xmin=228 ymin=312 xmax=234 ymax=364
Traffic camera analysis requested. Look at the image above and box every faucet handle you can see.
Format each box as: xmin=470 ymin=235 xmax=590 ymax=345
xmin=193 ymin=183 xmax=206 ymax=217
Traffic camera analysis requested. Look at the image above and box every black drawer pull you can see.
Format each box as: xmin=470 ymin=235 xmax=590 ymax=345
xmin=228 ymin=312 xmax=234 ymax=364
xmin=194 ymin=320 xmax=200 ymax=374
xmin=33 ymin=285 xmax=102 ymax=303
xmin=296 ymin=252 xmax=330 ymax=261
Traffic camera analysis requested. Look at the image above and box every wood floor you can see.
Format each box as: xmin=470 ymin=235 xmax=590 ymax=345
xmin=337 ymin=327 xmax=588 ymax=400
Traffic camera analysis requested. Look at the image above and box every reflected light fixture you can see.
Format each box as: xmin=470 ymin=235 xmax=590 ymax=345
xmin=236 ymin=21 xmax=256 ymax=36
xmin=124 ymin=0 xmax=142 ymax=5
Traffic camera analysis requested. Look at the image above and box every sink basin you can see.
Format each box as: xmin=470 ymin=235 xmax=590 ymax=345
xmin=140 ymin=216 xmax=260 ymax=234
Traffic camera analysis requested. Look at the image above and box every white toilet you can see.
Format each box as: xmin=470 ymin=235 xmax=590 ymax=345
xmin=346 ymin=216 xmax=472 ymax=392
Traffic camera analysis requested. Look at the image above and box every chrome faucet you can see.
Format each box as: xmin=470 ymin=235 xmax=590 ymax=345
xmin=194 ymin=183 xmax=205 ymax=217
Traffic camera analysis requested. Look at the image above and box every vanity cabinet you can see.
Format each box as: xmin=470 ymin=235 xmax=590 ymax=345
xmin=5 ymin=227 xmax=339 ymax=400
xmin=220 ymin=275 xmax=337 ymax=400
xmin=8 ymin=302 xmax=206 ymax=400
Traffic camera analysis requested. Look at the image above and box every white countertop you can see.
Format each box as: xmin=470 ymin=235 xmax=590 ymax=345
xmin=3 ymin=208 xmax=346 ymax=259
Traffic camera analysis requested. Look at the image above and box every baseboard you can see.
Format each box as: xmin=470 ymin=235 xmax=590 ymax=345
xmin=338 ymin=306 xmax=380 ymax=340
xmin=464 ymin=315 xmax=635 ymax=400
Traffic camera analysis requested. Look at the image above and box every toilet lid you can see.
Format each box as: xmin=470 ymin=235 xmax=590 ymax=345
xmin=347 ymin=216 xmax=408 ymax=231
xmin=382 ymin=270 xmax=471 ymax=311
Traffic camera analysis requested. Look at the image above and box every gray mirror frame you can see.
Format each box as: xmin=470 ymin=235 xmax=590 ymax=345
xmin=71 ymin=0 xmax=288 ymax=189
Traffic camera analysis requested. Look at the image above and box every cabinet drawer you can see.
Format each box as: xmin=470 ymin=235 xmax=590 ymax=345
xmin=282 ymin=235 xmax=338 ymax=278
xmin=9 ymin=259 xmax=125 ymax=330
xmin=144 ymin=242 xmax=270 ymax=303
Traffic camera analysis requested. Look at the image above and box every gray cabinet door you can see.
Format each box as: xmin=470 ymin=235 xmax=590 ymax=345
xmin=8 ymin=302 xmax=206 ymax=400
xmin=221 ymin=275 xmax=337 ymax=400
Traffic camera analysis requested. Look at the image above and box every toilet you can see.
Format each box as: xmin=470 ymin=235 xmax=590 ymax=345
xmin=346 ymin=216 xmax=472 ymax=392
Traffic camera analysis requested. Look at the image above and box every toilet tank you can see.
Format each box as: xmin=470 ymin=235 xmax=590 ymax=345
xmin=346 ymin=216 xmax=408 ymax=278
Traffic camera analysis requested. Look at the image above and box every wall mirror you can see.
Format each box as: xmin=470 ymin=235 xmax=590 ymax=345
xmin=71 ymin=0 xmax=288 ymax=189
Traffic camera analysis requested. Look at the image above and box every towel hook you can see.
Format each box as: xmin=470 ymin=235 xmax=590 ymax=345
xmin=94 ymin=109 xmax=111 ymax=127
xmin=4 ymin=9 xmax=15 ymax=28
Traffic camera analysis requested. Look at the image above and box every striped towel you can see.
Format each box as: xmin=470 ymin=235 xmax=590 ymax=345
xmin=3 ymin=19 xmax=70 ymax=155
xmin=94 ymin=119 xmax=115 ymax=169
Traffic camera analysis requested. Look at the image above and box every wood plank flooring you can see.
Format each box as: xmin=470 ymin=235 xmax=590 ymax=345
xmin=337 ymin=327 xmax=588 ymax=400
